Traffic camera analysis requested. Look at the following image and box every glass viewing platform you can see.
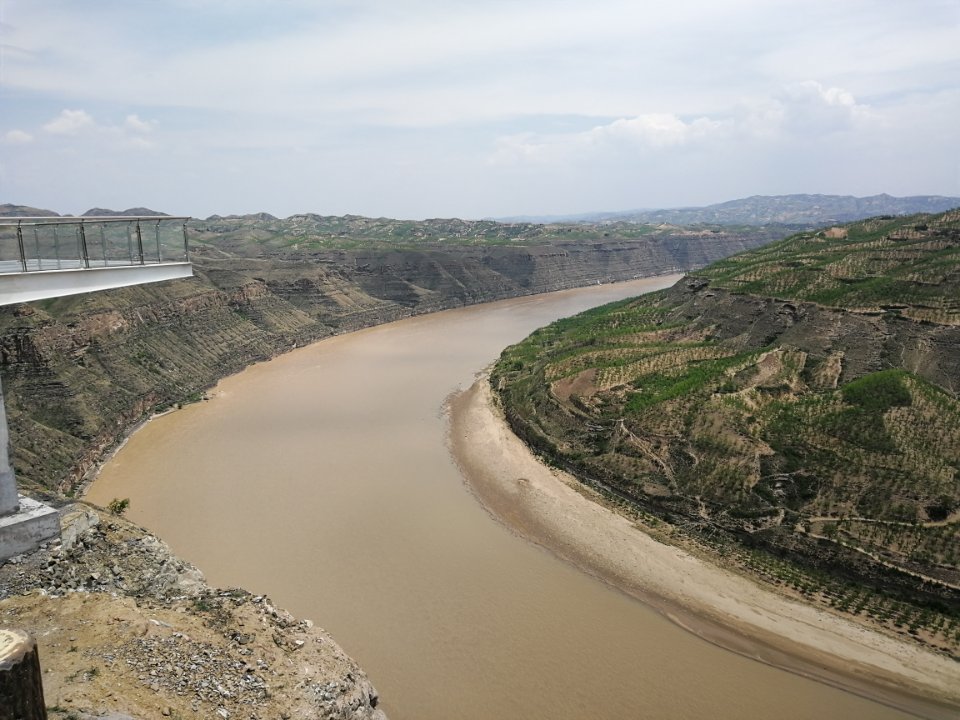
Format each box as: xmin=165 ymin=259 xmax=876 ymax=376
xmin=0 ymin=216 xmax=193 ymax=305
xmin=1 ymin=215 xmax=194 ymax=560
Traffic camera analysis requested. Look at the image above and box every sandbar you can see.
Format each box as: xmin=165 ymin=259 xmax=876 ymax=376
xmin=449 ymin=374 xmax=960 ymax=720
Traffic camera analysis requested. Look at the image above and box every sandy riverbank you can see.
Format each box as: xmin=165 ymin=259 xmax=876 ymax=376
xmin=448 ymin=374 xmax=960 ymax=720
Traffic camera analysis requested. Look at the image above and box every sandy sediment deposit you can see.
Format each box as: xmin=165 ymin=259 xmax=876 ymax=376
xmin=449 ymin=374 xmax=960 ymax=720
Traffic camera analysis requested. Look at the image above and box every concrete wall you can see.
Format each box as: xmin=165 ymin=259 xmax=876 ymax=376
xmin=0 ymin=376 xmax=20 ymax=516
xmin=0 ymin=497 xmax=59 ymax=561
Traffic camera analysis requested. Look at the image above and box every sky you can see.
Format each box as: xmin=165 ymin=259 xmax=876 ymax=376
xmin=1 ymin=0 xmax=958 ymax=220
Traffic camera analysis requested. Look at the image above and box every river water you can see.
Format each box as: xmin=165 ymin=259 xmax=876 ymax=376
xmin=87 ymin=276 xmax=915 ymax=720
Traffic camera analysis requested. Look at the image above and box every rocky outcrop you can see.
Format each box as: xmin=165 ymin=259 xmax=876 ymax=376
xmin=0 ymin=505 xmax=386 ymax=720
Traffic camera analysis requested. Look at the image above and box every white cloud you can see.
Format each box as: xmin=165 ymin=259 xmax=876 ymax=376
xmin=729 ymin=81 xmax=872 ymax=142
xmin=10 ymin=108 xmax=161 ymax=157
xmin=777 ymin=80 xmax=870 ymax=133
xmin=0 ymin=1 xmax=956 ymax=217
xmin=124 ymin=114 xmax=154 ymax=133
xmin=490 ymin=81 xmax=879 ymax=170
xmin=591 ymin=115 xmax=727 ymax=148
xmin=42 ymin=109 xmax=94 ymax=135
xmin=0 ymin=0 xmax=894 ymax=126
xmin=3 ymin=129 xmax=34 ymax=144
xmin=490 ymin=112 xmax=729 ymax=167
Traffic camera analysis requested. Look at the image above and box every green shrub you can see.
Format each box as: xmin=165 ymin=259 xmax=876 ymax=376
xmin=107 ymin=497 xmax=130 ymax=516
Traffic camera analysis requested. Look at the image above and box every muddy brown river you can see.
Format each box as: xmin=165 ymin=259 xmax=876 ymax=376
xmin=88 ymin=276 xmax=917 ymax=720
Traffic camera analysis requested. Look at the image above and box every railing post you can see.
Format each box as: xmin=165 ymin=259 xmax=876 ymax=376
xmin=53 ymin=226 xmax=61 ymax=270
xmin=99 ymin=224 xmax=108 ymax=267
xmin=182 ymin=221 xmax=190 ymax=262
xmin=32 ymin=228 xmax=41 ymax=271
xmin=135 ymin=220 xmax=145 ymax=265
xmin=15 ymin=222 xmax=27 ymax=273
xmin=78 ymin=221 xmax=90 ymax=269
xmin=155 ymin=220 xmax=162 ymax=263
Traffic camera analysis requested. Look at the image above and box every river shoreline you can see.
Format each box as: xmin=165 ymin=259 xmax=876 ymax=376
xmin=448 ymin=374 xmax=960 ymax=720
xmin=81 ymin=274 xmax=948 ymax=720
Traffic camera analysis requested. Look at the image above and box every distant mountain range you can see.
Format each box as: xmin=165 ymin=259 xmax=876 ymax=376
xmin=495 ymin=194 xmax=960 ymax=226
xmin=4 ymin=193 xmax=959 ymax=228
xmin=0 ymin=204 xmax=60 ymax=218
xmin=81 ymin=207 xmax=168 ymax=217
xmin=0 ymin=205 xmax=167 ymax=218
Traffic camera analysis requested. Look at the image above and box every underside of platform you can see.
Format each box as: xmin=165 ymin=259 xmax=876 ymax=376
xmin=0 ymin=262 xmax=194 ymax=305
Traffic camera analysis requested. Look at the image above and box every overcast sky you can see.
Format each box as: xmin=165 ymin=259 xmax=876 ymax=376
xmin=1 ymin=0 xmax=958 ymax=219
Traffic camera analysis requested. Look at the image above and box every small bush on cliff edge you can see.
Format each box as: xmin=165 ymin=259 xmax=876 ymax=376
xmin=107 ymin=497 xmax=130 ymax=516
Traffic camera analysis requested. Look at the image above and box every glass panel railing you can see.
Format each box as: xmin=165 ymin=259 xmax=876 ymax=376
xmin=0 ymin=225 xmax=25 ymax=271
xmin=0 ymin=217 xmax=190 ymax=274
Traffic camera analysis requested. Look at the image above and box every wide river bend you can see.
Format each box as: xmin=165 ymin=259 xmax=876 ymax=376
xmin=88 ymin=276 xmax=918 ymax=720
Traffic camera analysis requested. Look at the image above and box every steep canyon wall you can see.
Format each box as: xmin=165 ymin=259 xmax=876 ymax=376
xmin=0 ymin=234 xmax=771 ymax=496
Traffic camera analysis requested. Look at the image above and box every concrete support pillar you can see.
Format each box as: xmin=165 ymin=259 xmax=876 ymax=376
xmin=0 ymin=377 xmax=20 ymax=517
xmin=0 ymin=376 xmax=60 ymax=561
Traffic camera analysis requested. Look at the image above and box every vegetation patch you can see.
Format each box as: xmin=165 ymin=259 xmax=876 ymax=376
xmin=494 ymin=210 xmax=960 ymax=652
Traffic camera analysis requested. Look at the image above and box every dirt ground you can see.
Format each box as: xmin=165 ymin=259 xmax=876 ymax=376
xmin=0 ymin=506 xmax=386 ymax=720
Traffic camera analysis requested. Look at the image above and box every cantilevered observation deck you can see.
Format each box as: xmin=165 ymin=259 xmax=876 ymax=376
xmin=0 ymin=215 xmax=193 ymax=305
xmin=0 ymin=216 xmax=194 ymax=560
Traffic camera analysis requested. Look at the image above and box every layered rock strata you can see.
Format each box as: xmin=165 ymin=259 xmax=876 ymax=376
xmin=1 ymin=234 xmax=772 ymax=495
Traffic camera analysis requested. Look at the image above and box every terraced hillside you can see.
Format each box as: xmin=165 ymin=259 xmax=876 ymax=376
xmin=703 ymin=214 xmax=960 ymax=324
xmin=190 ymin=213 xmax=668 ymax=252
xmin=494 ymin=210 xmax=960 ymax=652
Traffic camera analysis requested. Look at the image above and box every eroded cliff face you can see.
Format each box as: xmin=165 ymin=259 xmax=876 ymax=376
xmin=0 ymin=234 xmax=772 ymax=496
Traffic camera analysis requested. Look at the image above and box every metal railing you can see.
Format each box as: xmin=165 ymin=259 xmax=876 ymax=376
xmin=0 ymin=216 xmax=190 ymax=275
